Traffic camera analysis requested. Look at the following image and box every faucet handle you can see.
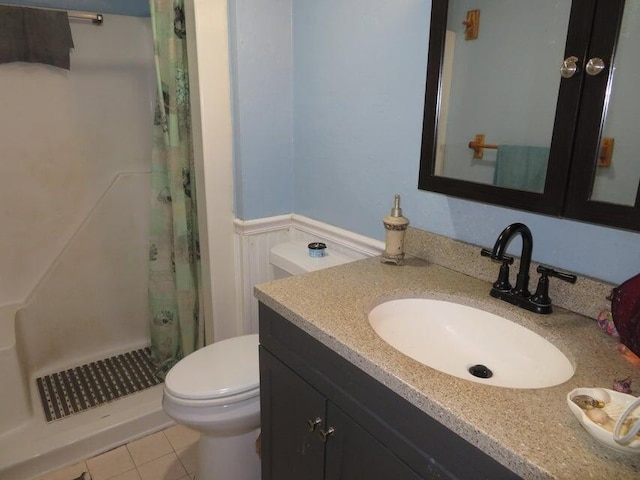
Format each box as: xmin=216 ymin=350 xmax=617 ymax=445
xmin=481 ymin=248 xmax=513 ymax=291
xmin=536 ymin=265 xmax=577 ymax=284
xmin=531 ymin=266 xmax=577 ymax=308
xmin=480 ymin=248 xmax=514 ymax=264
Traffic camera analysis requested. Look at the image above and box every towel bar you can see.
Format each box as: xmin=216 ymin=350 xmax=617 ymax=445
xmin=468 ymin=133 xmax=614 ymax=166
xmin=68 ymin=11 xmax=103 ymax=25
xmin=468 ymin=134 xmax=497 ymax=159
xmin=0 ymin=3 xmax=103 ymax=25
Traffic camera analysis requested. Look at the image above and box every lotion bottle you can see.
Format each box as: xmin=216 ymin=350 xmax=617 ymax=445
xmin=382 ymin=194 xmax=409 ymax=265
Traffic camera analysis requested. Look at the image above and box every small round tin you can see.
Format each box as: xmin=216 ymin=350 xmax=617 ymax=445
xmin=308 ymin=242 xmax=327 ymax=258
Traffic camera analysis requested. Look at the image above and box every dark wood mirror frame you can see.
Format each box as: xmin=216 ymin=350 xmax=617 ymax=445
xmin=418 ymin=0 xmax=640 ymax=232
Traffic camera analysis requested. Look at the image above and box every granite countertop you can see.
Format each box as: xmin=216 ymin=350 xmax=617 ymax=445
xmin=254 ymin=256 xmax=640 ymax=480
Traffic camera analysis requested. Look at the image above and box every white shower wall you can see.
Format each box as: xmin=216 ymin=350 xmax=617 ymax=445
xmin=0 ymin=14 xmax=155 ymax=307
xmin=0 ymin=12 xmax=155 ymax=430
xmin=16 ymin=173 xmax=152 ymax=377
xmin=0 ymin=14 xmax=174 ymax=477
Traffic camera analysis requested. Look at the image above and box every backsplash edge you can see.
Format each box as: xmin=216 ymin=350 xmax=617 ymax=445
xmin=405 ymin=227 xmax=614 ymax=320
xmin=237 ymin=216 xmax=614 ymax=323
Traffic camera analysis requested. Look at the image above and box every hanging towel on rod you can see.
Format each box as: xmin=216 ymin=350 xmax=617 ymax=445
xmin=493 ymin=145 xmax=550 ymax=193
xmin=0 ymin=5 xmax=74 ymax=69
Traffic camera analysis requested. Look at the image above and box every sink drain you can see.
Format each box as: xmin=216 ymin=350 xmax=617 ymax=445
xmin=468 ymin=364 xmax=493 ymax=379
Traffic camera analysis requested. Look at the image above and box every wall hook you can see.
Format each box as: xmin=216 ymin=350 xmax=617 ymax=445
xmin=462 ymin=9 xmax=480 ymax=41
xmin=598 ymin=137 xmax=614 ymax=167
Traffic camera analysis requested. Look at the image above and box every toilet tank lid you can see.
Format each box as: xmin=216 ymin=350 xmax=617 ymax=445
xmin=164 ymin=334 xmax=259 ymax=400
xmin=269 ymin=241 xmax=354 ymax=275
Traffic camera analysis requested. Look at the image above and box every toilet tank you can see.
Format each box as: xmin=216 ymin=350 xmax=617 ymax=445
xmin=269 ymin=241 xmax=354 ymax=280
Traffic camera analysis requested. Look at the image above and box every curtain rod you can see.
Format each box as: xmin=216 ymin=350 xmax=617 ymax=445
xmin=0 ymin=3 xmax=103 ymax=24
xmin=68 ymin=10 xmax=103 ymax=24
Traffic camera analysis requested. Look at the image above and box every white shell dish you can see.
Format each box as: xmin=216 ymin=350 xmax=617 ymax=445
xmin=567 ymin=387 xmax=640 ymax=454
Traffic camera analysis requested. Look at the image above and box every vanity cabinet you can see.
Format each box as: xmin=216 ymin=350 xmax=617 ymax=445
xmin=259 ymin=303 xmax=521 ymax=480
xmin=260 ymin=350 xmax=423 ymax=480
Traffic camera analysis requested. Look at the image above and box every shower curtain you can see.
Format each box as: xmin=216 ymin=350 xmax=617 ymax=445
xmin=148 ymin=0 xmax=202 ymax=376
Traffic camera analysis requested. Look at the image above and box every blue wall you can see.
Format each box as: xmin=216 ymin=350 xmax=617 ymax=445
xmin=293 ymin=0 xmax=431 ymax=240
xmin=234 ymin=0 xmax=640 ymax=286
xmin=1 ymin=0 xmax=149 ymax=16
xmin=229 ymin=0 xmax=293 ymax=220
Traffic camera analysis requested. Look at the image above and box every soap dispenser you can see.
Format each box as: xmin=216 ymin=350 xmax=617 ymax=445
xmin=382 ymin=194 xmax=409 ymax=265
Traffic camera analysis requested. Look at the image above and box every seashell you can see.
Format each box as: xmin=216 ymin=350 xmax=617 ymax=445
xmin=586 ymin=408 xmax=612 ymax=426
xmin=590 ymin=388 xmax=612 ymax=404
xmin=572 ymin=395 xmax=603 ymax=410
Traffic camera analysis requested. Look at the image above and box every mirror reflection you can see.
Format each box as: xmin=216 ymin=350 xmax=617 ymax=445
xmin=434 ymin=0 xmax=571 ymax=192
xmin=436 ymin=0 xmax=571 ymax=193
xmin=593 ymin=2 xmax=640 ymax=206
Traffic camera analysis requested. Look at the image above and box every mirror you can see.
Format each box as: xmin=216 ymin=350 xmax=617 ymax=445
xmin=419 ymin=0 xmax=640 ymax=231
xmin=592 ymin=2 xmax=640 ymax=206
xmin=435 ymin=0 xmax=571 ymax=194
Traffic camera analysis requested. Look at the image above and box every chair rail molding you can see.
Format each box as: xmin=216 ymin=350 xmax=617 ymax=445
xmin=234 ymin=214 xmax=384 ymax=333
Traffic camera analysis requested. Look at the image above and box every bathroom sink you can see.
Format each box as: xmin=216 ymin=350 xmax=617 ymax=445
xmin=368 ymin=299 xmax=574 ymax=388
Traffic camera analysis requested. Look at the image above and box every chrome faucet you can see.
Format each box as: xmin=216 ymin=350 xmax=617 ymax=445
xmin=481 ymin=223 xmax=576 ymax=314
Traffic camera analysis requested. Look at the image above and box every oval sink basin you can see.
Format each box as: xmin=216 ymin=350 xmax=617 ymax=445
xmin=368 ymin=299 xmax=574 ymax=389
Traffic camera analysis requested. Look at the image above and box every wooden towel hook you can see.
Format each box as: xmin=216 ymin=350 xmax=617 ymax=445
xmin=462 ymin=10 xmax=480 ymax=40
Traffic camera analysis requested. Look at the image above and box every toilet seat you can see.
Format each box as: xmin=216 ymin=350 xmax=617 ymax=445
xmin=163 ymin=385 xmax=260 ymax=408
xmin=164 ymin=334 xmax=259 ymax=403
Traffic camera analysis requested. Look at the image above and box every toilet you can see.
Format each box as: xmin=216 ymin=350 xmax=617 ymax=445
xmin=162 ymin=241 xmax=354 ymax=480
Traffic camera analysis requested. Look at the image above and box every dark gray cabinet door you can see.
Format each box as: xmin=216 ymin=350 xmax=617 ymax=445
xmin=261 ymin=347 xmax=431 ymax=480
xmin=259 ymin=348 xmax=326 ymax=480
xmin=324 ymin=403 xmax=429 ymax=480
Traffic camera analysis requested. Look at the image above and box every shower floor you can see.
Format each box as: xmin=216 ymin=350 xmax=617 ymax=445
xmin=0 ymin=343 xmax=172 ymax=480
xmin=36 ymin=347 xmax=162 ymax=422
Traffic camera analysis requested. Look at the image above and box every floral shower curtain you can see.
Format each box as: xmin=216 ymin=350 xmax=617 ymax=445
xmin=148 ymin=0 xmax=202 ymax=376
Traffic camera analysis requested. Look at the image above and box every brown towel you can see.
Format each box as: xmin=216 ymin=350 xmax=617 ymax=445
xmin=0 ymin=5 xmax=74 ymax=69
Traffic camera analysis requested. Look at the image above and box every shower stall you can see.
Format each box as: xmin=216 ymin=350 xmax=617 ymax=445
xmin=0 ymin=11 xmax=171 ymax=479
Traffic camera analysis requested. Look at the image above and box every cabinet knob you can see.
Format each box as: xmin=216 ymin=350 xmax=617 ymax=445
xmin=560 ymin=56 xmax=579 ymax=78
xmin=307 ymin=417 xmax=322 ymax=432
xmin=318 ymin=426 xmax=336 ymax=442
xmin=586 ymin=57 xmax=606 ymax=76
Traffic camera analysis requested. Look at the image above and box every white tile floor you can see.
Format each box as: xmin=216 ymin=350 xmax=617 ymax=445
xmin=36 ymin=425 xmax=199 ymax=480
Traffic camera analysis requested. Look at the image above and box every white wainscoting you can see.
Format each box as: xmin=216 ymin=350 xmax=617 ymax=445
xmin=234 ymin=215 xmax=384 ymax=334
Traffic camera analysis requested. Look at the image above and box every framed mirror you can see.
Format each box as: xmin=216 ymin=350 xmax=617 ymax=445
xmin=565 ymin=0 xmax=640 ymax=230
xmin=418 ymin=0 xmax=640 ymax=231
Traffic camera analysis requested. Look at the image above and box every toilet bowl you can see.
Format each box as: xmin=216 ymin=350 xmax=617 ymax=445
xmin=163 ymin=334 xmax=261 ymax=480
xmin=162 ymin=241 xmax=354 ymax=480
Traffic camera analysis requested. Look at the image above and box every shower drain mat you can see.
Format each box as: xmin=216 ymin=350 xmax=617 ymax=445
xmin=36 ymin=347 xmax=162 ymax=422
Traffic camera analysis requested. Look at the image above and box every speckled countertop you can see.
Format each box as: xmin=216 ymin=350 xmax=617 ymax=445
xmin=255 ymin=256 xmax=640 ymax=480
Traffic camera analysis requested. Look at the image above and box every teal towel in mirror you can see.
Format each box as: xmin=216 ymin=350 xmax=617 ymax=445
xmin=0 ymin=5 xmax=74 ymax=69
xmin=492 ymin=145 xmax=550 ymax=193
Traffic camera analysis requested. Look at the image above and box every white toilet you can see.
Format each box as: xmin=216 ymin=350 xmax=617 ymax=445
xmin=162 ymin=241 xmax=353 ymax=480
